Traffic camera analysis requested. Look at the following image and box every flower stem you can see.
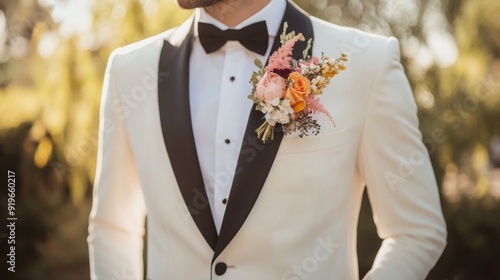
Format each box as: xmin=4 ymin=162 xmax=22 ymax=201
xmin=255 ymin=121 xmax=275 ymax=143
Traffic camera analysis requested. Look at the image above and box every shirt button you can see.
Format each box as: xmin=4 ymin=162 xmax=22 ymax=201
xmin=229 ymin=76 xmax=235 ymax=82
xmin=225 ymin=139 xmax=230 ymax=144
xmin=222 ymin=198 xmax=227 ymax=204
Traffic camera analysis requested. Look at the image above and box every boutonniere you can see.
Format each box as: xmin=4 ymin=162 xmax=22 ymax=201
xmin=248 ymin=22 xmax=348 ymax=143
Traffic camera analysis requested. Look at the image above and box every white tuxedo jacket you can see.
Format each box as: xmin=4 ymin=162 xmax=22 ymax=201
xmin=88 ymin=2 xmax=447 ymax=279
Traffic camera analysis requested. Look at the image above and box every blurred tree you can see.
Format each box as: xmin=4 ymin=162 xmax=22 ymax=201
xmin=427 ymin=0 xmax=500 ymax=198
xmin=0 ymin=1 xmax=190 ymax=279
xmin=423 ymin=1 xmax=500 ymax=279
xmin=0 ymin=0 xmax=54 ymax=87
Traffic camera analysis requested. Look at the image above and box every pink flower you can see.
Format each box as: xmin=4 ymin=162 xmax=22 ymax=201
xmin=254 ymin=72 xmax=286 ymax=102
xmin=298 ymin=56 xmax=319 ymax=68
xmin=304 ymin=94 xmax=335 ymax=124
xmin=305 ymin=56 xmax=319 ymax=66
xmin=265 ymin=34 xmax=303 ymax=72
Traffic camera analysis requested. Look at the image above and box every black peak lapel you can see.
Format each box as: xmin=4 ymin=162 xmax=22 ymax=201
xmin=213 ymin=1 xmax=314 ymax=261
xmin=158 ymin=19 xmax=218 ymax=250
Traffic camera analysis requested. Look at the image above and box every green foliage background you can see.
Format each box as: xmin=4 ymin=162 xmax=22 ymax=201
xmin=0 ymin=0 xmax=499 ymax=279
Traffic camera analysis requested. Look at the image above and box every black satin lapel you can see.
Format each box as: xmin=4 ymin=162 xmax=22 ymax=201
xmin=158 ymin=23 xmax=218 ymax=251
xmin=213 ymin=1 xmax=315 ymax=260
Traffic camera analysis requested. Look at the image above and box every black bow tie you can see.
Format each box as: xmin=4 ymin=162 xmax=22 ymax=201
xmin=198 ymin=21 xmax=269 ymax=55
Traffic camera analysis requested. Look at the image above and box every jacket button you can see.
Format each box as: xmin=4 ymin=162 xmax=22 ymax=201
xmin=215 ymin=262 xmax=227 ymax=275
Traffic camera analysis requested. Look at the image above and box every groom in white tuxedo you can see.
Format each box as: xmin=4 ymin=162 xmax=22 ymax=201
xmin=88 ymin=0 xmax=447 ymax=279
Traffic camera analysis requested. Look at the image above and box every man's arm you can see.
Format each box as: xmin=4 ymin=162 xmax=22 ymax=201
xmin=358 ymin=37 xmax=447 ymax=279
xmin=88 ymin=50 xmax=147 ymax=280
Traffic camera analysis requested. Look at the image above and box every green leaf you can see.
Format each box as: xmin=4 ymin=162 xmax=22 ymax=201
xmin=302 ymin=38 xmax=313 ymax=60
xmin=280 ymin=22 xmax=289 ymax=44
xmin=254 ymin=58 xmax=263 ymax=69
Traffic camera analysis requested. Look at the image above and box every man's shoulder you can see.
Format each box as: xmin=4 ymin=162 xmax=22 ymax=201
xmin=310 ymin=16 xmax=397 ymax=57
xmin=107 ymin=28 xmax=175 ymax=68
xmin=310 ymin=15 xmax=392 ymax=43
xmin=108 ymin=17 xmax=192 ymax=68
xmin=116 ymin=29 xmax=174 ymax=54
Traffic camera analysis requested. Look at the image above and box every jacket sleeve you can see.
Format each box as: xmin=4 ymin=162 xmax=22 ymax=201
xmin=358 ymin=37 xmax=447 ymax=280
xmin=88 ymin=50 xmax=147 ymax=280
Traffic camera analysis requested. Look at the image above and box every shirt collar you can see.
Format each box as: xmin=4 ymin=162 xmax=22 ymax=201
xmin=193 ymin=0 xmax=286 ymax=37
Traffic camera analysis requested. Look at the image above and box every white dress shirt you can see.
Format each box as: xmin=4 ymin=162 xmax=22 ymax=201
xmin=189 ymin=0 xmax=286 ymax=232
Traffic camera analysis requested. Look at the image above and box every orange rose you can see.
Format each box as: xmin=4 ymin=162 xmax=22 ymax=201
xmin=286 ymin=72 xmax=311 ymax=113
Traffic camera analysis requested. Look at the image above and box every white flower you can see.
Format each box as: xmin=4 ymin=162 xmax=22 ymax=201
xmin=259 ymin=98 xmax=295 ymax=127
xmin=281 ymin=99 xmax=291 ymax=107
xmin=312 ymin=76 xmax=324 ymax=84
xmin=311 ymin=84 xmax=317 ymax=93
xmin=265 ymin=114 xmax=277 ymax=126
xmin=260 ymin=101 xmax=274 ymax=114
xmin=270 ymin=97 xmax=280 ymax=107
xmin=278 ymin=114 xmax=290 ymax=124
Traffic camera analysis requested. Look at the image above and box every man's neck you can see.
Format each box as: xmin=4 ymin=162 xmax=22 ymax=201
xmin=204 ymin=0 xmax=271 ymax=27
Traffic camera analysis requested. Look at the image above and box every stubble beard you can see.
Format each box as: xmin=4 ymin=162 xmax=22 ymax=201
xmin=176 ymin=0 xmax=221 ymax=9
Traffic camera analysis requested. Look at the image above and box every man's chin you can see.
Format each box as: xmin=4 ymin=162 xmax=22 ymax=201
xmin=176 ymin=0 xmax=220 ymax=9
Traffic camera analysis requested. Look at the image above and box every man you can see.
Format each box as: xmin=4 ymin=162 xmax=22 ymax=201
xmin=88 ymin=0 xmax=447 ymax=279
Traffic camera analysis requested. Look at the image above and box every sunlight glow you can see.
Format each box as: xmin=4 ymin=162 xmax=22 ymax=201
xmin=34 ymin=136 xmax=53 ymax=168
xmin=37 ymin=32 xmax=59 ymax=58
xmin=39 ymin=0 xmax=94 ymax=37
